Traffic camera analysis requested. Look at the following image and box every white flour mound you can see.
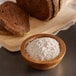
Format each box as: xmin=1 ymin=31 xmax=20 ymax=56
xmin=26 ymin=37 xmax=60 ymax=61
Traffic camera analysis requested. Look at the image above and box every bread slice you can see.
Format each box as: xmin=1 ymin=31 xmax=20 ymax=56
xmin=16 ymin=0 xmax=54 ymax=20
xmin=0 ymin=19 xmax=12 ymax=35
xmin=0 ymin=1 xmax=30 ymax=36
xmin=53 ymin=0 xmax=60 ymax=16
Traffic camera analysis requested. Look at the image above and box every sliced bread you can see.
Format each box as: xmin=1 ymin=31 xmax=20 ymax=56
xmin=0 ymin=1 xmax=30 ymax=36
xmin=0 ymin=19 xmax=12 ymax=35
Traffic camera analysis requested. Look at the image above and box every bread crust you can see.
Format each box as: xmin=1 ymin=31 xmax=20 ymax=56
xmin=16 ymin=0 xmax=54 ymax=20
xmin=0 ymin=1 xmax=30 ymax=36
xmin=0 ymin=19 xmax=12 ymax=35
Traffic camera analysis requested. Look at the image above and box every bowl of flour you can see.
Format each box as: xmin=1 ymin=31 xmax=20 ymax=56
xmin=21 ymin=34 xmax=66 ymax=70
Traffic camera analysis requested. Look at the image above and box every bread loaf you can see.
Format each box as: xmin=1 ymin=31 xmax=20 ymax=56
xmin=0 ymin=1 xmax=30 ymax=36
xmin=16 ymin=0 xmax=60 ymax=20
xmin=16 ymin=0 xmax=54 ymax=20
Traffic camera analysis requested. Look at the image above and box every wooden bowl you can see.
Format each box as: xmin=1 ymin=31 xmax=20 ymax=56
xmin=21 ymin=34 xmax=66 ymax=70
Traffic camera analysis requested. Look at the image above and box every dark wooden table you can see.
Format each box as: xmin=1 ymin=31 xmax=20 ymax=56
xmin=0 ymin=24 xmax=76 ymax=76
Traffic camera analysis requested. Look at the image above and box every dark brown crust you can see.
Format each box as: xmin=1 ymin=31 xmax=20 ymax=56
xmin=16 ymin=0 xmax=54 ymax=20
xmin=0 ymin=1 xmax=30 ymax=36
xmin=0 ymin=19 xmax=13 ymax=35
xmin=59 ymin=0 xmax=61 ymax=9
xmin=46 ymin=0 xmax=54 ymax=20
xmin=52 ymin=0 xmax=60 ymax=16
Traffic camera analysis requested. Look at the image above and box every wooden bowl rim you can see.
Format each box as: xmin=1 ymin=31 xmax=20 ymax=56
xmin=21 ymin=34 xmax=66 ymax=64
